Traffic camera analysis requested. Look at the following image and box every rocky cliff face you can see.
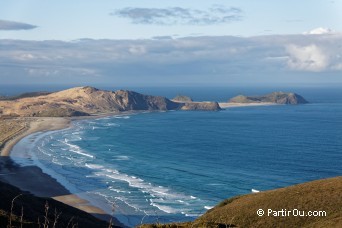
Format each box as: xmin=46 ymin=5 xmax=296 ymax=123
xmin=229 ymin=92 xmax=308 ymax=104
xmin=0 ymin=87 xmax=220 ymax=117
xmin=113 ymin=90 xmax=181 ymax=111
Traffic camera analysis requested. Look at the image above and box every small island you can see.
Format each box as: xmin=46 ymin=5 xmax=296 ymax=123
xmin=229 ymin=91 xmax=309 ymax=104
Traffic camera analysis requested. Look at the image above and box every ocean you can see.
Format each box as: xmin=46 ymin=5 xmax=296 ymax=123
xmin=10 ymin=87 xmax=342 ymax=227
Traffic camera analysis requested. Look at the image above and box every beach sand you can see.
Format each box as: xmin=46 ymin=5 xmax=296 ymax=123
xmin=0 ymin=117 xmax=119 ymax=225
xmin=218 ymin=102 xmax=276 ymax=109
xmin=1 ymin=117 xmax=71 ymax=156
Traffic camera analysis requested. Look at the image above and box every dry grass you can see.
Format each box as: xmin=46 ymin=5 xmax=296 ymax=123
xmin=140 ymin=177 xmax=342 ymax=228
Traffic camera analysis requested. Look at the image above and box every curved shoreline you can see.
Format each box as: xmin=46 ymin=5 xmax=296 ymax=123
xmin=0 ymin=104 xmax=281 ymax=227
xmin=1 ymin=117 xmax=71 ymax=157
xmin=0 ymin=117 xmax=124 ymax=226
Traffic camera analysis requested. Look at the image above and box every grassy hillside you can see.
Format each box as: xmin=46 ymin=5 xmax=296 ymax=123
xmin=0 ymin=86 xmax=221 ymax=117
xmin=140 ymin=177 xmax=342 ymax=228
xmin=0 ymin=180 xmax=119 ymax=228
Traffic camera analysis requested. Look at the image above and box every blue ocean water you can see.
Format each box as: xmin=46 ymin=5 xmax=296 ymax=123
xmin=11 ymin=87 xmax=342 ymax=227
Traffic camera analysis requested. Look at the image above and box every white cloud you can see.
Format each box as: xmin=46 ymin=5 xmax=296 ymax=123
xmin=286 ymin=44 xmax=329 ymax=72
xmin=26 ymin=67 xmax=99 ymax=78
xmin=304 ymin=27 xmax=334 ymax=35
xmin=128 ymin=45 xmax=147 ymax=55
xmin=27 ymin=68 xmax=60 ymax=77
xmin=15 ymin=53 xmax=36 ymax=61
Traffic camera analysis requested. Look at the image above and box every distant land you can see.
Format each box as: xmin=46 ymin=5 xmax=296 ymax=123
xmin=0 ymin=87 xmax=308 ymax=117
xmin=140 ymin=177 xmax=342 ymax=228
xmin=229 ymin=91 xmax=308 ymax=104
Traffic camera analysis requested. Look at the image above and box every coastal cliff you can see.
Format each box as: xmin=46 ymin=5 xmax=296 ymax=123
xmin=0 ymin=88 xmax=309 ymax=117
xmin=229 ymin=92 xmax=308 ymax=104
xmin=0 ymin=87 xmax=221 ymax=117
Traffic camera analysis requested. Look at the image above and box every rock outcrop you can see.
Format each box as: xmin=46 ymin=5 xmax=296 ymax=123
xmin=229 ymin=92 xmax=308 ymax=104
xmin=172 ymin=95 xmax=193 ymax=102
xmin=180 ymin=102 xmax=221 ymax=111
xmin=113 ymin=90 xmax=180 ymax=111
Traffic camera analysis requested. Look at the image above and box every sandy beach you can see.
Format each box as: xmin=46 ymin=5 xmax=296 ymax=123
xmin=0 ymin=117 xmax=122 ymax=225
xmin=1 ymin=117 xmax=71 ymax=156
xmin=218 ymin=102 xmax=276 ymax=109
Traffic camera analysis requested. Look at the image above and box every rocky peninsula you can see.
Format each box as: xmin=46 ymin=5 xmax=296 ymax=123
xmin=0 ymin=87 xmax=221 ymax=117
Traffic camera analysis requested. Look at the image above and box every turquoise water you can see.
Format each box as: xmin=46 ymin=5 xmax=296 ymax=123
xmin=11 ymin=88 xmax=342 ymax=227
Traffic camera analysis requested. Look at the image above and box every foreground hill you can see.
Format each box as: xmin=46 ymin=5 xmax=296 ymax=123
xmin=229 ymin=92 xmax=308 ymax=104
xmin=0 ymin=180 xmax=119 ymax=228
xmin=140 ymin=177 xmax=342 ymax=228
xmin=0 ymin=87 xmax=220 ymax=117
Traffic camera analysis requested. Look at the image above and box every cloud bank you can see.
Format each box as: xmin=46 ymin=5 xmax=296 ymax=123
xmin=112 ymin=5 xmax=242 ymax=25
xmin=286 ymin=45 xmax=329 ymax=72
xmin=0 ymin=19 xmax=37 ymax=30
xmin=0 ymin=33 xmax=341 ymax=85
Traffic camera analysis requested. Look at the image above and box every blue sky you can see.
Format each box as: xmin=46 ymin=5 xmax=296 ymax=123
xmin=0 ymin=0 xmax=341 ymax=87
xmin=1 ymin=0 xmax=341 ymax=40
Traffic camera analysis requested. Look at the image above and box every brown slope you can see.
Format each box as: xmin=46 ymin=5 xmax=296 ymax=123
xmin=195 ymin=176 xmax=342 ymax=228
xmin=140 ymin=177 xmax=342 ymax=228
xmin=0 ymin=86 xmax=182 ymax=117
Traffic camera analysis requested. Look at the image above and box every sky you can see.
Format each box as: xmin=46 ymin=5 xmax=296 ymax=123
xmin=0 ymin=0 xmax=342 ymax=87
xmin=1 ymin=0 xmax=341 ymax=40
